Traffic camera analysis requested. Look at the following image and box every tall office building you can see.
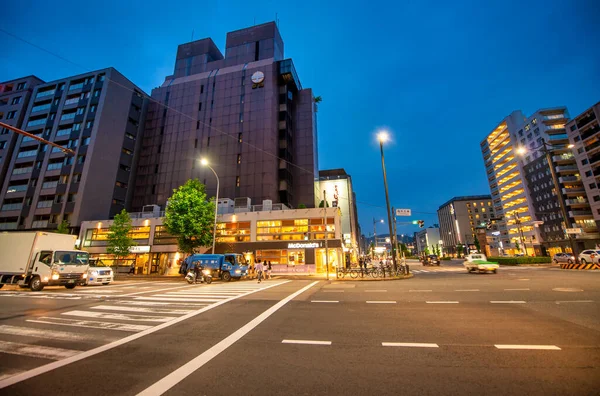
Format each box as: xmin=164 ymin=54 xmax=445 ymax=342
xmin=0 ymin=76 xmax=45 ymax=199
xmin=0 ymin=68 xmax=147 ymax=231
xmin=566 ymin=101 xmax=600 ymax=236
xmin=133 ymin=22 xmax=318 ymax=212
xmin=481 ymin=107 xmax=569 ymax=256
xmin=437 ymin=195 xmax=496 ymax=255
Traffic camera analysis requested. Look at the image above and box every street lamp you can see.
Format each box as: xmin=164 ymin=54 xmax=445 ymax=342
xmin=377 ymin=130 xmax=397 ymax=271
xmin=372 ymin=218 xmax=384 ymax=259
xmin=201 ymin=158 xmax=220 ymax=254
xmin=516 ymin=140 xmax=578 ymax=262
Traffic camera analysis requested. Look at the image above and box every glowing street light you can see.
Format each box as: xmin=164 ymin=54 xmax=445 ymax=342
xmin=201 ymin=158 xmax=220 ymax=254
xmin=376 ymin=129 xmax=397 ymax=271
xmin=516 ymin=147 xmax=527 ymax=155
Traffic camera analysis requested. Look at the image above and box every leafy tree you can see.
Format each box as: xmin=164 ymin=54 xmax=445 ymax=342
xmin=107 ymin=209 xmax=136 ymax=270
xmin=514 ymin=240 xmax=520 ymax=252
xmin=313 ymin=95 xmax=322 ymax=112
xmin=473 ymin=233 xmax=481 ymax=252
xmin=298 ymin=204 xmax=307 ymax=209
xmin=164 ymin=179 xmax=215 ymax=255
xmin=456 ymin=244 xmax=464 ymax=258
xmin=56 ymin=220 xmax=70 ymax=234
xmin=424 ymin=246 xmax=430 ymax=255
xmin=318 ymin=199 xmax=329 ymax=208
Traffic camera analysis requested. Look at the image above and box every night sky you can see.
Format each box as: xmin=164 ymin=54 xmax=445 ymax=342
xmin=2 ymin=0 xmax=599 ymax=237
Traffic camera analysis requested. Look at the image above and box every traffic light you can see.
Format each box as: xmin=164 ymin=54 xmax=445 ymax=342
xmin=412 ymin=220 xmax=418 ymax=225
xmin=486 ymin=222 xmax=492 ymax=230
xmin=418 ymin=220 xmax=425 ymax=228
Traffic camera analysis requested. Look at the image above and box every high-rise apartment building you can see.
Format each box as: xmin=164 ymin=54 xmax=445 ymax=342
xmin=437 ymin=195 xmax=496 ymax=255
xmin=481 ymin=107 xmax=569 ymax=255
xmin=133 ymin=22 xmax=318 ymax=212
xmin=0 ymin=76 xmax=45 ymax=197
xmin=566 ymin=101 xmax=600 ymax=234
xmin=0 ymin=68 xmax=147 ymax=231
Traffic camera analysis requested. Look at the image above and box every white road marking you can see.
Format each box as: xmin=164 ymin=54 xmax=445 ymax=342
xmin=555 ymin=300 xmax=594 ymax=304
xmin=517 ymin=279 xmax=530 ymax=281
xmin=136 ymin=281 xmax=317 ymax=396
xmin=366 ymin=301 xmax=396 ymax=304
xmin=0 ymin=325 xmax=115 ymax=343
xmin=455 ymin=289 xmax=479 ymax=292
xmin=365 ymin=290 xmax=387 ymax=292
xmin=490 ymin=301 xmax=526 ymax=304
xmin=91 ymin=305 xmax=194 ymax=315
xmin=0 ymin=370 xmax=25 ymax=382
xmin=311 ymin=300 xmax=339 ymax=303
xmin=27 ymin=317 xmax=151 ymax=332
xmin=75 ymin=290 xmax=119 ymax=294
xmin=164 ymin=294 xmax=240 ymax=298
xmin=61 ymin=310 xmax=174 ymax=323
xmin=0 ymin=294 xmax=81 ymax=300
xmin=552 ymin=288 xmax=583 ymax=292
xmin=382 ymin=342 xmax=439 ymax=348
xmin=1 ymin=281 xmax=290 ymax=389
xmin=137 ymin=296 xmax=221 ymax=302
xmin=426 ymin=301 xmax=459 ymax=304
xmin=0 ymin=340 xmax=81 ymax=360
xmin=409 ymin=290 xmax=432 ymax=292
xmin=114 ymin=301 xmax=209 ymax=308
xmin=281 ymin=339 xmax=332 ymax=345
xmin=494 ymin=344 xmax=561 ymax=350
xmin=119 ymin=284 xmax=197 ymax=297
xmin=505 ymin=288 xmax=530 ymax=291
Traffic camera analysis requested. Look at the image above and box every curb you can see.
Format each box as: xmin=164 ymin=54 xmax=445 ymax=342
xmin=274 ymin=274 xmax=414 ymax=281
xmin=560 ymin=263 xmax=600 ymax=270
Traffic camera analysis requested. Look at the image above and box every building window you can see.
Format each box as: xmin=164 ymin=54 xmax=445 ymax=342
xmin=236 ymin=176 xmax=240 ymax=187
xmin=67 ymin=193 xmax=77 ymax=203
xmin=590 ymin=183 xmax=597 ymax=189
xmin=17 ymin=82 xmax=26 ymax=90
xmin=238 ymin=133 xmax=242 ymax=143
xmin=77 ymin=155 xmax=85 ymax=164
xmin=200 ymin=85 xmax=204 ymax=94
xmin=215 ymin=222 xmax=251 ymax=243
xmin=115 ymin=181 xmax=128 ymax=188
xmin=11 ymin=97 xmax=21 ymax=105
xmin=90 ymin=105 xmax=96 ymax=113
xmin=86 ymin=121 xmax=93 ymax=129
xmin=582 ymin=159 xmax=589 ymax=165
xmin=196 ymin=121 xmax=200 ymax=129
xmin=122 ymin=148 xmax=132 ymax=155
xmin=239 ymin=113 xmax=243 ymax=123
xmin=6 ymin=111 xmax=16 ymax=120
xmin=207 ymin=137 xmax=210 ymax=147
xmin=93 ymin=89 xmax=101 ymax=97
xmin=585 ymin=170 xmax=592 ymax=177
xmin=198 ymin=102 xmax=202 ymax=111
xmin=237 ymin=154 xmax=241 ymax=164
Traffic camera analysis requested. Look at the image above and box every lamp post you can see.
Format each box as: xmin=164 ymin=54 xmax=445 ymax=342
xmin=377 ymin=131 xmax=397 ymax=271
xmin=372 ymin=218 xmax=383 ymax=259
xmin=516 ymin=141 xmax=578 ymax=262
xmin=201 ymin=158 xmax=219 ymax=254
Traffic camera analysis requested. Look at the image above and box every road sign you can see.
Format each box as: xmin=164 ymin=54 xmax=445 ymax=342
xmin=396 ymin=208 xmax=411 ymax=216
xmin=565 ymin=228 xmax=583 ymax=234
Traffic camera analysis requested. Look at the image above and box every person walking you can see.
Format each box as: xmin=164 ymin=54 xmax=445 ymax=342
xmin=267 ymin=260 xmax=272 ymax=279
xmin=255 ymin=260 xmax=264 ymax=283
xmin=128 ymin=263 xmax=135 ymax=275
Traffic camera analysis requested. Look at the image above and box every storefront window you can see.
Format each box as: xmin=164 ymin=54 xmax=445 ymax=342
xmin=153 ymin=225 xmax=177 ymax=245
xmin=216 ymin=221 xmax=251 ymax=242
xmin=257 ymin=219 xmax=313 ymax=241
xmin=256 ymin=249 xmax=288 ymax=265
xmin=85 ymin=225 xmax=150 ymax=245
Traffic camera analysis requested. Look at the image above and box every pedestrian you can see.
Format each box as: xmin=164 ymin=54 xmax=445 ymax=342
xmin=255 ymin=260 xmax=264 ymax=283
xmin=359 ymin=257 xmax=364 ymax=269
xmin=128 ymin=263 xmax=135 ymax=275
xmin=267 ymin=260 xmax=272 ymax=279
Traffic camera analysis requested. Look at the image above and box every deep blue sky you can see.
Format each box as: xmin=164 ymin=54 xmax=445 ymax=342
xmin=2 ymin=0 xmax=599 ymax=237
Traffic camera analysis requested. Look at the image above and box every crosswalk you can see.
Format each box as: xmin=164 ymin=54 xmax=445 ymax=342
xmin=0 ymin=281 xmax=285 ymax=384
xmin=412 ymin=267 xmax=467 ymax=274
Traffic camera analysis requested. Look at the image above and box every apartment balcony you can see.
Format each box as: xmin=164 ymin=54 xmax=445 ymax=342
xmin=0 ymin=222 xmax=18 ymax=230
xmin=590 ymin=151 xmax=600 ymax=166
xmin=565 ymin=198 xmax=588 ymax=208
xmin=559 ymin=176 xmax=581 ymax=183
xmin=547 ymin=133 xmax=569 ymax=142
xmin=31 ymin=220 xmax=49 ymax=228
xmin=555 ymin=165 xmax=579 ymax=173
xmin=562 ymin=187 xmax=585 ymax=195
xmin=586 ymin=139 xmax=600 ymax=156
xmin=569 ymin=210 xmax=593 ymax=218
xmin=581 ymin=123 xmax=600 ymax=141
xmin=552 ymin=154 xmax=574 ymax=164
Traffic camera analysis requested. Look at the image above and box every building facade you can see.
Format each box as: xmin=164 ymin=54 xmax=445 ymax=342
xmin=437 ymin=195 xmax=496 ymax=255
xmin=0 ymin=68 xmax=148 ymax=231
xmin=318 ymin=169 xmax=360 ymax=262
xmin=415 ymin=227 xmax=441 ymax=255
xmin=0 ymin=76 xmax=45 ymax=205
xmin=566 ymin=102 xmax=600 ymax=233
xmin=79 ymin=206 xmax=343 ymax=275
xmin=132 ymin=22 xmax=318 ymax=213
xmin=481 ymin=107 xmax=569 ymax=255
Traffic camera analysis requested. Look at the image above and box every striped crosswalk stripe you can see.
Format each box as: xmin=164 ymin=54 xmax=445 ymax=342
xmin=0 ymin=340 xmax=81 ymax=360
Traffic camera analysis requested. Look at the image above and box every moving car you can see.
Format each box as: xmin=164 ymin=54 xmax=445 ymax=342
xmin=426 ymin=255 xmax=440 ymax=266
xmin=552 ymin=252 xmax=574 ymax=264
xmin=578 ymin=250 xmax=600 ymax=264
xmin=85 ymin=259 xmax=113 ymax=285
xmin=463 ymin=253 xmax=499 ymax=274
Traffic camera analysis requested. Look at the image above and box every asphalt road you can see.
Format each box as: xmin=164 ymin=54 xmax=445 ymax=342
xmin=0 ymin=263 xmax=598 ymax=395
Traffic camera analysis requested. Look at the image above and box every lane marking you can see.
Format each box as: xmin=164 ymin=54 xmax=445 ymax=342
xmin=455 ymin=289 xmax=479 ymax=292
xmin=91 ymin=305 xmax=194 ymax=315
xmin=311 ymin=300 xmax=339 ymax=303
xmin=118 ymin=284 xmax=197 ymax=297
xmin=504 ymin=288 xmax=530 ymax=291
xmin=552 ymin=288 xmax=583 ymax=292
xmin=426 ymin=301 xmax=459 ymax=304
xmin=365 ymin=290 xmax=387 ymax=292
xmin=27 ymin=317 xmax=152 ymax=332
xmin=490 ymin=301 xmax=526 ymax=304
xmin=136 ymin=281 xmax=318 ymax=396
xmin=281 ymin=339 xmax=331 ymax=345
xmin=0 ymin=325 xmax=116 ymax=343
xmin=133 ymin=297 xmax=220 ymax=302
xmin=114 ymin=301 xmax=209 ymax=308
xmin=555 ymin=300 xmax=594 ymax=304
xmin=0 ymin=281 xmax=290 ymax=389
xmin=409 ymin=290 xmax=432 ymax=292
xmin=517 ymin=279 xmax=530 ymax=281
xmin=164 ymin=294 xmax=241 ymax=298
xmin=494 ymin=344 xmax=561 ymax=350
xmin=382 ymin=342 xmax=439 ymax=348
xmin=61 ymin=310 xmax=173 ymax=323
xmin=75 ymin=290 xmax=119 ymax=294
xmin=0 ymin=294 xmax=81 ymax=300
xmin=366 ymin=301 xmax=396 ymax=304
xmin=0 ymin=340 xmax=81 ymax=360
xmin=0 ymin=370 xmax=25 ymax=382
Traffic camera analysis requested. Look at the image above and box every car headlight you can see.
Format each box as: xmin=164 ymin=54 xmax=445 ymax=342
xmin=235 ymin=270 xmax=241 ymax=274
xmin=51 ymin=273 xmax=60 ymax=280
xmin=202 ymin=269 xmax=211 ymax=275
xmin=82 ymin=273 xmax=87 ymax=279
xmin=91 ymin=271 xmax=98 ymax=276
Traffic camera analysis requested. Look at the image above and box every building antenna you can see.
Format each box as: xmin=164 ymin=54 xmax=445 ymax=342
xmin=275 ymin=13 xmax=278 ymax=26
xmin=253 ymin=17 xmax=256 ymax=26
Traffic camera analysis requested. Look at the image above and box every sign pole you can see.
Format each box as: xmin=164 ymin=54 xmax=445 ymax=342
xmin=324 ymin=190 xmax=329 ymax=281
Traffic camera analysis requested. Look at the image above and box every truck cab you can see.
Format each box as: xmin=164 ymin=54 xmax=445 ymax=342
xmin=186 ymin=253 xmax=249 ymax=281
xmin=28 ymin=249 xmax=90 ymax=290
xmin=464 ymin=253 xmax=499 ymax=274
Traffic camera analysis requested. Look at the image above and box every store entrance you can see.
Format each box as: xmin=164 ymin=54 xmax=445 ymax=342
xmin=315 ymin=248 xmax=338 ymax=273
xmin=135 ymin=253 xmax=150 ymax=275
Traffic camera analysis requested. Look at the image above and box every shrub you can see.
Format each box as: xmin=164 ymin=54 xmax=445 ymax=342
xmin=441 ymin=257 xmax=452 ymax=260
xmin=488 ymin=257 xmax=552 ymax=265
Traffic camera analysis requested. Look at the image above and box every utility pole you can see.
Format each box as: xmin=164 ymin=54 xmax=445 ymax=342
xmin=541 ymin=139 xmax=579 ymax=263
xmin=514 ymin=211 xmax=527 ymax=255
xmin=391 ymin=206 xmax=399 ymax=262
xmin=324 ymin=190 xmax=329 ymax=281
xmin=0 ymin=121 xmax=75 ymax=155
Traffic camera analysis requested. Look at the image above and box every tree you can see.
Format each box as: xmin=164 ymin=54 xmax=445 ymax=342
xmin=164 ymin=179 xmax=215 ymax=255
xmin=298 ymin=204 xmax=307 ymax=209
xmin=456 ymin=244 xmax=464 ymax=258
xmin=514 ymin=240 xmax=520 ymax=252
xmin=56 ymin=220 xmax=70 ymax=234
xmin=318 ymin=199 xmax=329 ymax=208
xmin=107 ymin=209 xmax=136 ymax=271
xmin=473 ymin=233 xmax=481 ymax=253
xmin=313 ymin=95 xmax=322 ymax=112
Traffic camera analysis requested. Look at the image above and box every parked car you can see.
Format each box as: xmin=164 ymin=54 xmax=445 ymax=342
xmin=552 ymin=252 xmax=574 ymax=264
xmin=463 ymin=253 xmax=499 ymax=274
xmin=578 ymin=250 xmax=600 ymax=264
xmin=85 ymin=258 xmax=113 ymax=285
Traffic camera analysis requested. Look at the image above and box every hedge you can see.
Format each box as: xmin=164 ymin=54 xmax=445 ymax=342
xmin=440 ymin=257 xmax=452 ymax=260
xmin=487 ymin=257 xmax=552 ymax=265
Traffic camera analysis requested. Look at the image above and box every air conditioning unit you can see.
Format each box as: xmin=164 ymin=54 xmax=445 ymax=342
xmin=263 ymin=200 xmax=272 ymax=211
xmin=234 ymin=197 xmax=251 ymax=213
xmin=217 ymin=198 xmax=234 ymax=214
xmin=141 ymin=204 xmax=161 ymax=218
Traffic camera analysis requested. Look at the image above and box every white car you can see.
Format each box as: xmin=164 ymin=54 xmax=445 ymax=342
xmin=578 ymin=250 xmax=600 ymax=264
xmin=85 ymin=259 xmax=114 ymax=285
xmin=464 ymin=253 xmax=499 ymax=274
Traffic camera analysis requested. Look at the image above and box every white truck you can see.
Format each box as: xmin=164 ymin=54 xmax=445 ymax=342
xmin=0 ymin=232 xmax=89 ymax=291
